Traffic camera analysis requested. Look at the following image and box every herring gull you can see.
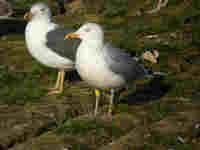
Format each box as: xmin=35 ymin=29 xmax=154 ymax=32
xmin=24 ymin=3 xmax=80 ymax=95
xmin=65 ymin=23 xmax=162 ymax=116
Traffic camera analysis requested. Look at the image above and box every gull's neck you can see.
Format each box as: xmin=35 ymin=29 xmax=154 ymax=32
xmin=82 ymin=34 xmax=104 ymax=52
xmin=26 ymin=15 xmax=56 ymax=42
xmin=31 ymin=15 xmax=51 ymax=24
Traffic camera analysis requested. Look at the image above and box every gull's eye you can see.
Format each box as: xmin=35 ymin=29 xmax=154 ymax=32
xmin=85 ymin=27 xmax=91 ymax=32
xmin=40 ymin=8 xmax=45 ymax=12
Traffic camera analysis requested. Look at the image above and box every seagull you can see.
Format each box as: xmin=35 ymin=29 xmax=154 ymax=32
xmin=24 ymin=3 xmax=80 ymax=95
xmin=65 ymin=23 xmax=162 ymax=116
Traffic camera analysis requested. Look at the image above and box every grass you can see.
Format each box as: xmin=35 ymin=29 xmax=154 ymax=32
xmin=103 ymin=0 xmax=129 ymax=17
xmin=144 ymin=135 xmax=193 ymax=150
xmin=0 ymin=34 xmax=58 ymax=105
xmin=151 ymin=101 xmax=176 ymax=121
xmin=56 ymin=118 xmax=121 ymax=137
xmin=0 ymin=64 xmax=47 ymax=105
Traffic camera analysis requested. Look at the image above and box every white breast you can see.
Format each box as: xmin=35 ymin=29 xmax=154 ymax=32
xmin=25 ymin=20 xmax=74 ymax=70
xmin=76 ymin=43 xmax=125 ymax=89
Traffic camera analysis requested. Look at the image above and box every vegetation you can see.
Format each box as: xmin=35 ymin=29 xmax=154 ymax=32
xmin=1 ymin=0 xmax=200 ymax=150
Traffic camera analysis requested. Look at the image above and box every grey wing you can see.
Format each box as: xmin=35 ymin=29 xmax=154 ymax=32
xmin=104 ymin=43 xmax=147 ymax=81
xmin=46 ymin=26 xmax=81 ymax=61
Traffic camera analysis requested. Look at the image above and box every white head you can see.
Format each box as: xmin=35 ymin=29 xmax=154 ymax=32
xmin=24 ymin=3 xmax=51 ymax=21
xmin=65 ymin=23 xmax=104 ymax=45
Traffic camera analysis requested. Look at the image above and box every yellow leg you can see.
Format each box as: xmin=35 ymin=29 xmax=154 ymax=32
xmin=47 ymin=70 xmax=65 ymax=95
xmin=58 ymin=71 xmax=65 ymax=93
xmin=94 ymin=89 xmax=101 ymax=116
xmin=55 ymin=71 xmax=61 ymax=89
xmin=48 ymin=71 xmax=61 ymax=90
xmin=108 ymin=89 xmax=115 ymax=117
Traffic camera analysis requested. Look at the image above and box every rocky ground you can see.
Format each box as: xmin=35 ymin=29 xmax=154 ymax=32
xmin=0 ymin=0 xmax=200 ymax=150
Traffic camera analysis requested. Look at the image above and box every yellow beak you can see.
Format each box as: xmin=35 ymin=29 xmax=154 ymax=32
xmin=24 ymin=12 xmax=33 ymax=20
xmin=65 ymin=33 xmax=80 ymax=39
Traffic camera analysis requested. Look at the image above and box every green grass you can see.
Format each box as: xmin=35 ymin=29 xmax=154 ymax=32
xmin=151 ymin=101 xmax=176 ymax=121
xmin=70 ymin=143 xmax=90 ymax=150
xmin=103 ymin=0 xmax=129 ymax=17
xmin=0 ymin=65 xmax=47 ymax=105
xmin=12 ymin=0 xmax=49 ymax=10
xmin=56 ymin=118 xmax=121 ymax=137
xmin=1 ymin=34 xmax=25 ymax=41
xmin=144 ymin=135 xmax=193 ymax=150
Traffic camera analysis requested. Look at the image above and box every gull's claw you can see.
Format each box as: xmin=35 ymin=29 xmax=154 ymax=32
xmin=47 ymin=90 xmax=62 ymax=95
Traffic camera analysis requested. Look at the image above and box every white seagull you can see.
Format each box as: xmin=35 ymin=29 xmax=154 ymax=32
xmin=65 ymin=23 xmax=162 ymax=116
xmin=24 ymin=3 xmax=80 ymax=95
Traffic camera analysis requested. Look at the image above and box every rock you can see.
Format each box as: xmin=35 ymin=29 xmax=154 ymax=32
xmin=0 ymin=0 xmax=13 ymax=17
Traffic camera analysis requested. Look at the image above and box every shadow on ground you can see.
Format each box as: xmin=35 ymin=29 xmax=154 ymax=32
xmin=0 ymin=19 xmax=26 ymax=36
xmin=67 ymin=70 xmax=82 ymax=82
xmin=120 ymin=76 xmax=171 ymax=105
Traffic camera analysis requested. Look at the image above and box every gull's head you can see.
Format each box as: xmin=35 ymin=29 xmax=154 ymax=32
xmin=24 ymin=3 xmax=51 ymax=21
xmin=65 ymin=23 xmax=104 ymax=42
